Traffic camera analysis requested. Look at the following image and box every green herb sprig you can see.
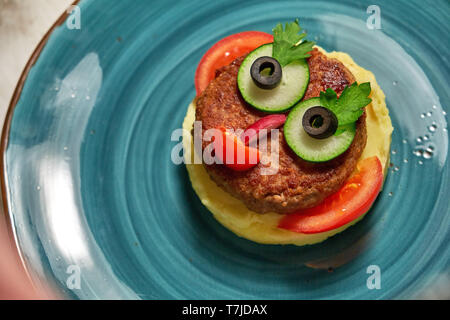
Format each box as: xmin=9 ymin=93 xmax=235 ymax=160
xmin=272 ymin=19 xmax=315 ymax=67
xmin=319 ymin=82 xmax=372 ymax=134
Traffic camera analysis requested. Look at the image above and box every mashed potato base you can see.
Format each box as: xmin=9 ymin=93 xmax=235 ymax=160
xmin=182 ymin=48 xmax=393 ymax=246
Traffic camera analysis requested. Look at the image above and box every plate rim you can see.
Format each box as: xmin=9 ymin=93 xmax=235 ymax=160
xmin=0 ymin=0 xmax=81 ymax=295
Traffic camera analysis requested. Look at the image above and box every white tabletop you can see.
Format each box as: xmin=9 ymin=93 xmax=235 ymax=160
xmin=0 ymin=0 xmax=74 ymax=124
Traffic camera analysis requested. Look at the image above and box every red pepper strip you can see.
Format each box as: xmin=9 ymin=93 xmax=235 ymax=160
xmin=241 ymin=114 xmax=287 ymax=145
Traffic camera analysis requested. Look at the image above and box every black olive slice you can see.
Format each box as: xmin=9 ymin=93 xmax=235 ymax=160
xmin=250 ymin=56 xmax=282 ymax=89
xmin=302 ymin=106 xmax=338 ymax=139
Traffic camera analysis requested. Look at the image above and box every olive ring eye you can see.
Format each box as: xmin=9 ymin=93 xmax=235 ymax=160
xmin=302 ymin=106 xmax=338 ymax=139
xmin=250 ymin=56 xmax=282 ymax=89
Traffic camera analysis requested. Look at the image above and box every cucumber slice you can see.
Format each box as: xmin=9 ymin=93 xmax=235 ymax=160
xmin=237 ymin=43 xmax=309 ymax=112
xmin=284 ymin=98 xmax=356 ymax=162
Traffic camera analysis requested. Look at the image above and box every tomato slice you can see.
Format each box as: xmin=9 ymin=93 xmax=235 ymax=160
xmin=278 ymin=156 xmax=383 ymax=234
xmin=213 ymin=128 xmax=260 ymax=171
xmin=195 ymin=31 xmax=273 ymax=95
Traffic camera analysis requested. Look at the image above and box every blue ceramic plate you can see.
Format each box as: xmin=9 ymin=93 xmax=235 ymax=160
xmin=2 ymin=0 xmax=449 ymax=299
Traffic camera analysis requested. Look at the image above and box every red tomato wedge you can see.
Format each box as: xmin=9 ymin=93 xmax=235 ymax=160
xmin=213 ymin=128 xmax=260 ymax=171
xmin=195 ymin=31 xmax=273 ymax=95
xmin=278 ymin=156 xmax=383 ymax=234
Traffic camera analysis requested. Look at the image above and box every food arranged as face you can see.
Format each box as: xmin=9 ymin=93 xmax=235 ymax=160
xmin=191 ymin=20 xmax=387 ymax=237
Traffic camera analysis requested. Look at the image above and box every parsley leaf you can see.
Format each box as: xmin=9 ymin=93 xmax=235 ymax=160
xmin=272 ymin=19 xmax=315 ymax=67
xmin=334 ymin=124 xmax=355 ymax=136
xmin=319 ymin=88 xmax=338 ymax=111
xmin=319 ymin=82 xmax=372 ymax=134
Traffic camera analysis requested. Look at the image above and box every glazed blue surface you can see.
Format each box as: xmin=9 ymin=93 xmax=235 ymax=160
xmin=4 ymin=0 xmax=449 ymax=299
